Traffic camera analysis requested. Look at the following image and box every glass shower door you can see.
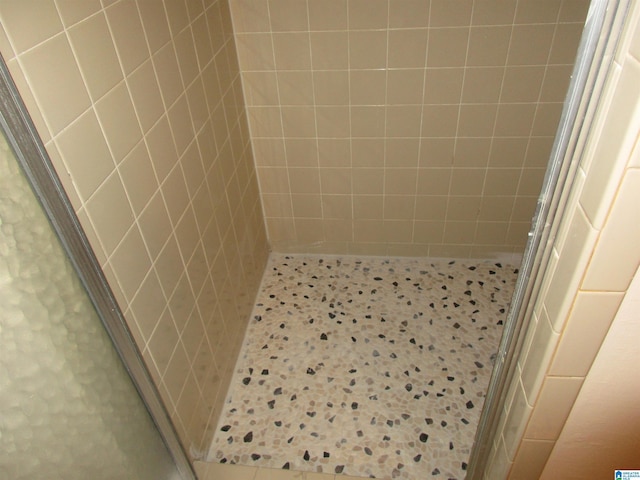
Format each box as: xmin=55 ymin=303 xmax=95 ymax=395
xmin=0 ymin=129 xmax=181 ymax=479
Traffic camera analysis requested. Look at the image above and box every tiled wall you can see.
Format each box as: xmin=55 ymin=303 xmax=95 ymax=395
xmin=483 ymin=1 xmax=640 ymax=477
xmin=230 ymin=0 xmax=588 ymax=258
xmin=0 ymin=0 xmax=269 ymax=458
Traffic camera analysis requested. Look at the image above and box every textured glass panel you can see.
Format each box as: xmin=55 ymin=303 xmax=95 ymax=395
xmin=0 ymin=132 xmax=180 ymax=480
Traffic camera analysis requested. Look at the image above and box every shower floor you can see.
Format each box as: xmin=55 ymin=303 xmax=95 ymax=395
xmin=209 ymin=254 xmax=518 ymax=479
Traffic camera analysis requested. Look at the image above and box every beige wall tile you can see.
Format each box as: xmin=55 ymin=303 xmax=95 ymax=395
xmin=386 ymin=69 xmax=424 ymax=105
xmin=508 ymin=25 xmax=555 ymax=66
xmin=515 ymin=0 xmax=561 ymax=24
xmin=388 ymin=29 xmax=428 ymax=68
xmin=19 ymin=33 xmax=91 ymax=135
xmin=525 ymin=376 xmax=583 ymax=440
xmin=457 ymin=104 xmax=498 ymax=137
xmin=308 ymin=0 xmax=347 ymax=31
xmin=467 ymin=26 xmax=511 ymax=66
xmin=85 ymin=171 xmax=135 ymax=256
xmin=310 ymin=32 xmax=348 ymax=70
xmin=580 ymin=58 xmax=640 ymax=228
xmin=0 ymin=0 xmax=63 ymax=53
xmin=55 ymin=109 xmax=115 ymax=202
xmin=313 ymin=71 xmax=349 ymax=105
xmin=427 ymin=28 xmax=469 ymax=67
xmin=519 ymin=308 xmax=560 ymax=402
xmin=128 ymin=59 xmax=165 ymax=133
xmin=119 ymin=141 xmax=158 ymax=215
xmin=419 ymin=139 xmax=455 ymax=167
xmin=389 ymin=0 xmax=429 ymax=28
xmin=273 ymin=32 xmax=311 ymax=70
xmin=424 ymin=67 xmax=464 ymax=104
xmin=353 ymin=195 xmax=383 ymax=219
xmin=549 ymin=291 xmax=624 ymax=377
xmin=137 ymin=1 xmax=172 ymax=53
xmin=348 ymin=0 xmax=388 ymax=30
xmin=430 ymin=0 xmax=473 ymax=27
xmin=509 ymin=439 xmax=554 ymax=480
xmin=494 ymin=104 xmax=537 ymax=137
xmin=455 ymin=138 xmax=492 ymax=167
xmin=68 ymin=12 xmax=123 ymax=102
xmin=461 ymin=67 xmax=503 ymax=103
xmin=503 ymin=380 xmax=534 ymax=459
xmin=582 ymin=170 xmax=640 ymax=292
xmin=472 ymin=0 xmax=517 ymax=26
xmin=110 ymin=225 xmax=153 ymax=303
xmin=95 ymin=81 xmax=143 ymax=162
xmin=544 ymin=206 xmax=598 ymax=332
xmin=105 ymin=0 xmax=149 ymax=75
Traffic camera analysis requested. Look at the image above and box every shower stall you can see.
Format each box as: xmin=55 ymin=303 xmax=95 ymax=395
xmin=1 ymin=0 xmax=636 ymax=479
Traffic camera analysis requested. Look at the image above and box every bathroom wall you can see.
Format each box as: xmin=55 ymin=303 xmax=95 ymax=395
xmin=230 ymin=0 xmax=588 ymax=258
xmin=0 ymin=0 xmax=268 ymax=458
xmin=482 ymin=1 xmax=640 ymax=477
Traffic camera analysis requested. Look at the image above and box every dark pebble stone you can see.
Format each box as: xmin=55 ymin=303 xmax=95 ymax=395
xmin=450 ymin=441 xmax=454 ymax=450
xmin=425 ymin=418 xmax=433 ymax=425
xmin=261 ymin=369 xmax=269 ymax=375
xmin=466 ymin=400 xmax=475 ymax=409
xmin=432 ymin=467 xmax=440 ymax=475
xmin=419 ymin=433 xmax=428 ymax=443
xmin=462 ymin=462 xmax=468 ymax=470
xmin=275 ymin=421 xmax=282 ymax=427
xmin=251 ymin=454 xmax=260 ymax=461
xmin=414 ymin=454 xmax=422 ymax=462
xmin=274 ymin=387 xmax=282 ymax=395
xmin=383 ymin=435 xmax=391 ymax=441
xmin=307 ymin=368 xmax=316 ymax=375
xmin=320 ymin=333 xmax=328 ymax=340
xmin=267 ymin=400 xmax=275 ymax=409
xmin=461 ymin=418 xmax=470 ymax=425
xmin=453 ymin=322 xmax=460 ymax=328
xmin=475 ymin=361 xmax=484 ymax=368
xmin=243 ymin=431 xmax=253 ymax=443
xmin=221 ymin=425 xmax=231 ymax=432
xmin=242 ymin=377 xmax=251 ymax=385
xmin=364 ymin=447 xmax=373 ymax=455
xmin=303 ymin=450 xmax=310 ymax=461
xmin=447 ymin=376 xmax=455 ymax=381
xmin=335 ymin=466 xmax=345 ymax=474
xmin=324 ymin=452 xmax=330 ymax=458
xmin=283 ymin=462 xmax=290 ymax=470
xmin=351 ymin=402 xmax=358 ymax=410
xmin=405 ymin=383 xmax=413 ymax=392
xmin=374 ymin=277 xmax=382 ymax=281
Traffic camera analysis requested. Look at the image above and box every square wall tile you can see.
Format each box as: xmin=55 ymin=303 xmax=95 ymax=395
xmin=19 ymin=33 xmax=91 ymax=135
xmin=0 ymin=0 xmax=63 ymax=54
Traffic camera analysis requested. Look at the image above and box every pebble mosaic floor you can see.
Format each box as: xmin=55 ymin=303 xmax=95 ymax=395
xmin=209 ymin=254 xmax=519 ymax=479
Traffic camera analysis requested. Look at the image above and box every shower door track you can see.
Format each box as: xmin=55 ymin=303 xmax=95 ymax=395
xmin=0 ymin=54 xmax=196 ymax=480
xmin=466 ymin=0 xmax=631 ymax=478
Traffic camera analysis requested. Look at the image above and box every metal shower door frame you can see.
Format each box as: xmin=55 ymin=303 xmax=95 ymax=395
xmin=466 ymin=0 xmax=631 ymax=477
